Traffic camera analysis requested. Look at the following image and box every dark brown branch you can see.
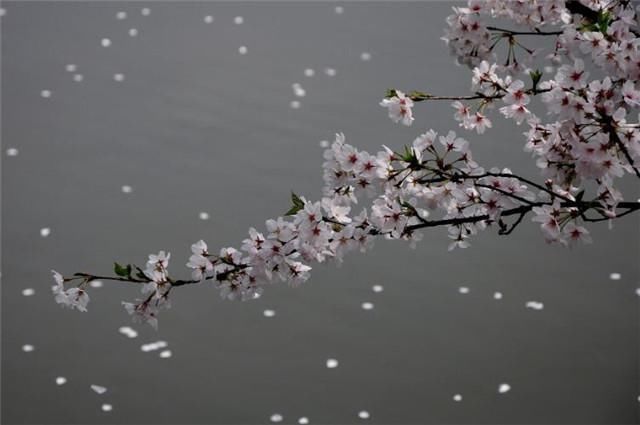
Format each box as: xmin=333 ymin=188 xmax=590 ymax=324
xmin=486 ymin=26 xmax=563 ymax=36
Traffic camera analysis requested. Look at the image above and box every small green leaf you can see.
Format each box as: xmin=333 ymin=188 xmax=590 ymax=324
xmin=384 ymin=89 xmax=398 ymax=99
xmin=529 ymin=69 xmax=543 ymax=92
xmin=285 ymin=192 xmax=305 ymax=216
xmin=114 ymin=262 xmax=131 ymax=277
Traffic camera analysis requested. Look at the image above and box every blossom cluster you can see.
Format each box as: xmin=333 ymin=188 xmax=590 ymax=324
xmin=442 ymin=0 xmax=570 ymax=68
xmin=52 ymin=0 xmax=639 ymax=328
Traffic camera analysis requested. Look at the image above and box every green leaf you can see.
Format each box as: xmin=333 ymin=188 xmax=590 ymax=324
xmin=529 ymin=69 xmax=543 ymax=91
xmin=114 ymin=262 xmax=131 ymax=277
xmin=384 ymin=89 xmax=398 ymax=99
xmin=284 ymin=191 xmax=305 ymax=216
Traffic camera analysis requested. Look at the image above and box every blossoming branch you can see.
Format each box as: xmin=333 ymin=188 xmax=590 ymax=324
xmin=52 ymin=0 xmax=640 ymax=329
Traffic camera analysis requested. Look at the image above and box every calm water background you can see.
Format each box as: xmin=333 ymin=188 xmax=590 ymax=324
xmin=2 ymin=2 xmax=639 ymax=424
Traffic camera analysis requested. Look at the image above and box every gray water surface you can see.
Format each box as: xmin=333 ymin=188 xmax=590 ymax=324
xmin=2 ymin=2 xmax=639 ymax=424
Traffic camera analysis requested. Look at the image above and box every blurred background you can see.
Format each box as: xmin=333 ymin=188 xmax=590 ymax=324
xmin=1 ymin=2 xmax=639 ymax=424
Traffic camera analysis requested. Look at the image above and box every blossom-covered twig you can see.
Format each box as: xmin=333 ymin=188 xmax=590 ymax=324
xmin=52 ymin=0 xmax=640 ymax=329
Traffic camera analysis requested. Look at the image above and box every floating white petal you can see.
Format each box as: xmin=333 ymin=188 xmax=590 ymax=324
xmin=65 ymin=64 xmax=77 ymax=72
xmin=326 ymin=358 xmax=339 ymax=368
xmin=292 ymin=83 xmax=306 ymax=97
xmin=290 ymin=100 xmax=301 ymax=109
xmin=493 ymin=292 xmax=503 ymax=300
xmin=22 ymin=288 xmax=35 ymax=296
xmin=238 ymin=46 xmax=248 ymax=55
xmin=361 ymin=302 xmax=374 ymax=310
xmin=335 ymin=6 xmax=344 ymax=14
xmin=141 ymin=7 xmax=151 ymax=16
xmin=101 ymin=404 xmax=113 ymax=412
xmin=159 ymin=350 xmax=172 ymax=358
xmin=73 ymin=74 xmax=84 ymax=82
xmin=525 ymin=301 xmax=544 ymax=310
xmin=458 ymin=286 xmax=469 ymax=294
xmin=141 ymin=340 xmax=168 ymax=352
xmin=304 ymin=68 xmax=315 ymax=77
xmin=204 ymin=15 xmax=214 ymax=24
xmin=40 ymin=90 xmax=52 ymax=98
xmin=199 ymin=212 xmax=210 ymax=220
xmin=101 ymin=38 xmax=111 ymax=47
xmin=453 ymin=394 xmax=463 ymax=402
xmin=270 ymin=413 xmax=283 ymax=423
xmin=118 ymin=326 xmax=138 ymax=338
xmin=40 ymin=228 xmax=51 ymax=237
xmin=263 ymin=309 xmax=276 ymax=318
xmin=6 ymin=148 xmax=18 ymax=156
xmin=498 ymin=383 xmax=511 ymax=394
xmin=91 ymin=384 xmax=107 ymax=395
xmin=116 ymin=11 xmax=127 ymax=20
xmin=360 ymin=52 xmax=372 ymax=61
xmin=22 ymin=344 xmax=34 ymax=352
xmin=324 ymin=67 xmax=337 ymax=77
xmin=609 ymin=272 xmax=621 ymax=281
xmin=234 ymin=16 xmax=244 ymax=25
xmin=121 ymin=185 xmax=133 ymax=193
xmin=298 ymin=417 xmax=309 ymax=425
xmin=357 ymin=411 xmax=370 ymax=419
xmin=55 ymin=376 xmax=67 ymax=386
xmin=319 ymin=140 xmax=330 ymax=148
xmin=113 ymin=73 xmax=125 ymax=82
xmin=129 ymin=28 xmax=138 ymax=37
xmin=372 ymin=285 xmax=384 ymax=293
xmin=90 ymin=280 xmax=103 ymax=288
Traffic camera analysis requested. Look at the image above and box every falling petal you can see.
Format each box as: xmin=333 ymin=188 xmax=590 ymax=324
xmin=326 ymin=358 xmax=339 ymax=368
xmin=90 ymin=384 xmax=107 ymax=395
xmin=498 ymin=383 xmax=511 ymax=394
xmin=361 ymin=302 xmax=374 ymax=310
xmin=525 ymin=301 xmax=544 ymax=311
xmin=270 ymin=413 xmax=283 ymax=423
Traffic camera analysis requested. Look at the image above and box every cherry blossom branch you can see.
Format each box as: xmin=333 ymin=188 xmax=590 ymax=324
xmin=485 ymin=26 xmax=563 ymax=36
xmin=51 ymin=0 xmax=640 ymax=330
xmin=405 ymin=201 xmax=640 ymax=232
xmin=610 ymin=128 xmax=640 ymax=179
